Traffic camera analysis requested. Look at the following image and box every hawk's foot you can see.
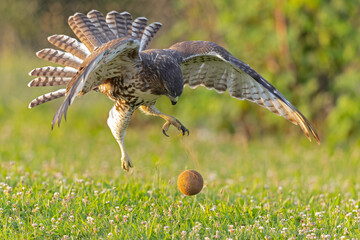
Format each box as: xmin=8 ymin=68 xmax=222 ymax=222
xmin=162 ymin=117 xmax=189 ymax=137
xmin=121 ymin=153 xmax=134 ymax=172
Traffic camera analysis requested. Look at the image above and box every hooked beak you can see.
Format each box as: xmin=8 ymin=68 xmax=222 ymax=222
xmin=170 ymin=96 xmax=179 ymax=105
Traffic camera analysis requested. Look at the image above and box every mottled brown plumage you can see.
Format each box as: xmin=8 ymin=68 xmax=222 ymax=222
xmin=28 ymin=10 xmax=319 ymax=171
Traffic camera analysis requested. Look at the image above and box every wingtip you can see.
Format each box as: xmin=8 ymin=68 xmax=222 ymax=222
xmin=314 ymin=133 xmax=321 ymax=145
xmin=305 ymin=124 xmax=321 ymax=145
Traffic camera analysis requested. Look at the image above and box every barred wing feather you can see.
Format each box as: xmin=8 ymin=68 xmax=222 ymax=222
xmin=170 ymin=41 xmax=320 ymax=144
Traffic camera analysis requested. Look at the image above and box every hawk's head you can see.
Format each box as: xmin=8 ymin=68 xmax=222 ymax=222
xmin=161 ymin=52 xmax=184 ymax=105
xmin=143 ymin=50 xmax=184 ymax=105
xmin=162 ymin=63 xmax=183 ymax=105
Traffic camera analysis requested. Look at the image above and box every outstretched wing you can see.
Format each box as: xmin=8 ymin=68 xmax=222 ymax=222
xmin=170 ymin=41 xmax=320 ymax=144
xmin=52 ymin=38 xmax=140 ymax=128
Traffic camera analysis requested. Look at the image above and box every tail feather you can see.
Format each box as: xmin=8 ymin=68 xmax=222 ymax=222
xmin=106 ymin=11 xmax=132 ymax=38
xmin=105 ymin=11 xmax=121 ymax=37
xmin=36 ymin=49 xmax=83 ymax=68
xmin=139 ymin=22 xmax=162 ymax=51
xmin=73 ymin=12 xmax=107 ymax=46
xmin=28 ymin=89 xmax=66 ymax=108
xmin=28 ymin=77 xmax=72 ymax=87
xmin=29 ymin=66 xmax=77 ymax=77
xmin=132 ymin=17 xmax=148 ymax=40
xmin=87 ymin=10 xmax=116 ymax=42
xmin=68 ymin=14 xmax=100 ymax=51
xmin=48 ymin=34 xmax=90 ymax=60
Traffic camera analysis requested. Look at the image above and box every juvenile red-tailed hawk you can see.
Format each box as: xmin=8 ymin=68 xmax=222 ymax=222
xmin=28 ymin=10 xmax=320 ymax=171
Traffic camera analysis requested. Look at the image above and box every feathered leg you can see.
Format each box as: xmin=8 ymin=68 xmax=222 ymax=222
xmin=140 ymin=103 xmax=189 ymax=137
xmin=107 ymin=100 xmax=135 ymax=171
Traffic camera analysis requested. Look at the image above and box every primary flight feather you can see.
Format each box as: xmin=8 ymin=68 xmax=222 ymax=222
xmin=28 ymin=10 xmax=320 ymax=171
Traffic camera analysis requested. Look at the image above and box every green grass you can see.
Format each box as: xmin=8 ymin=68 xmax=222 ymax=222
xmin=1 ymin=52 xmax=360 ymax=239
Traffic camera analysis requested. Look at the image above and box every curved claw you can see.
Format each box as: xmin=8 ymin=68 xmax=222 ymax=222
xmin=162 ymin=129 xmax=170 ymax=137
xmin=162 ymin=117 xmax=189 ymax=137
xmin=180 ymin=125 xmax=189 ymax=136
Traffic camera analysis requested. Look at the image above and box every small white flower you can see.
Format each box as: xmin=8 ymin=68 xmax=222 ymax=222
xmin=87 ymin=216 xmax=94 ymax=224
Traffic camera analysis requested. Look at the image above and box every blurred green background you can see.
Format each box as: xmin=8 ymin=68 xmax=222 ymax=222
xmin=0 ymin=0 xmax=359 ymax=171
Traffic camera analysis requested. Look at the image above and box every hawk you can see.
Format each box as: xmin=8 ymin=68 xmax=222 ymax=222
xmin=28 ymin=10 xmax=320 ymax=171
